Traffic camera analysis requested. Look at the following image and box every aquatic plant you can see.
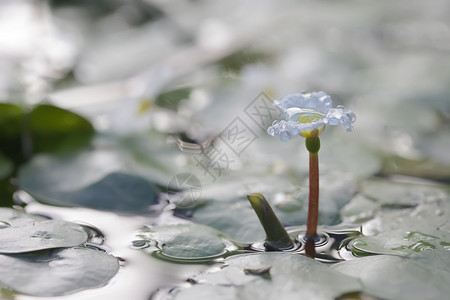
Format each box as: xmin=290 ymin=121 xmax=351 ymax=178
xmin=252 ymin=91 xmax=356 ymax=257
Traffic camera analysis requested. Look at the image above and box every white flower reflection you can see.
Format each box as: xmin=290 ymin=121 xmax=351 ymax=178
xmin=267 ymin=91 xmax=356 ymax=142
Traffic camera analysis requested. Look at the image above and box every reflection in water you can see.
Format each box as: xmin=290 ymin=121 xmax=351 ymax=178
xmin=0 ymin=221 xmax=11 ymax=229
xmin=139 ymin=225 xmax=363 ymax=265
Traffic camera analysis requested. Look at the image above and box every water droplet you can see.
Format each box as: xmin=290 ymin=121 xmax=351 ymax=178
xmin=131 ymin=240 xmax=150 ymax=249
xmin=392 ymin=241 xmax=436 ymax=253
xmin=0 ymin=221 xmax=11 ymax=229
xmin=404 ymin=231 xmax=438 ymax=241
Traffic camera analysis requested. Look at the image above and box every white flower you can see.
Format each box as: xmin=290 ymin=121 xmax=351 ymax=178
xmin=267 ymin=91 xmax=356 ymax=142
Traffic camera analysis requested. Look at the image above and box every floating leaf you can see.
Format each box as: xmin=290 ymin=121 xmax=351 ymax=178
xmin=408 ymin=248 xmax=450 ymax=273
xmin=0 ymin=103 xmax=24 ymax=138
xmin=191 ymin=199 xmax=265 ymax=244
xmin=360 ymin=178 xmax=449 ymax=207
xmin=0 ymin=219 xmax=88 ymax=253
xmin=29 ymin=104 xmax=94 ymax=153
xmin=0 ymin=103 xmax=94 ymax=156
xmin=155 ymin=87 xmax=192 ymax=111
xmin=18 ymin=150 xmax=160 ymax=213
xmin=169 ymin=253 xmax=361 ymax=299
xmin=57 ymin=172 xmax=160 ymax=213
xmin=332 ymin=255 xmax=450 ymax=300
xmin=351 ymin=229 xmax=449 ymax=256
xmin=0 ymin=208 xmax=46 ymax=227
xmin=382 ymin=155 xmax=450 ymax=182
xmin=340 ymin=194 xmax=379 ymax=223
xmin=137 ymin=223 xmax=234 ymax=261
xmin=0 ymin=153 xmax=12 ymax=180
xmin=350 ymin=201 xmax=450 ymax=256
xmin=0 ymin=103 xmax=24 ymax=162
xmin=0 ymin=247 xmax=119 ymax=296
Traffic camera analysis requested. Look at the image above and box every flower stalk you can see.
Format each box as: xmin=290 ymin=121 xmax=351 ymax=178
xmin=304 ymin=137 xmax=320 ymax=258
xmin=306 ymin=143 xmax=319 ymax=238
xmin=265 ymin=91 xmax=356 ymax=259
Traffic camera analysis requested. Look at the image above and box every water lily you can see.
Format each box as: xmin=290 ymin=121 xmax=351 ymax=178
xmin=267 ymin=91 xmax=356 ymax=141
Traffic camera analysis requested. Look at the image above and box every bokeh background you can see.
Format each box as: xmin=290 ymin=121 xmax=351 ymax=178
xmin=1 ymin=0 xmax=450 ymax=299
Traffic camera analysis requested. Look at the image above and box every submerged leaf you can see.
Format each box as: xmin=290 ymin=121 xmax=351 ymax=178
xmin=0 ymin=247 xmax=119 ymax=296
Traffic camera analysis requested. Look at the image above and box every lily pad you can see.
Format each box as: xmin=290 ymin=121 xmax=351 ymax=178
xmin=29 ymin=104 xmax=94 ymax=153
xmin=351 ymin=229 xmax=449 ymax=256
xmin=0 ymin=247 xmax=119 ymax=296
xmin=169 ymin=252 xmax=361 ymax=300
xmin=350 ymin=201 xmax=450 ymax=256
xmin=137 ymin=223 xmax=234 ymax=261
xmin=59 ymin=172 xmax=160 ymax=213
xmin=0 ymin=219 xmax=88 ymax=253
xmin=0 ymin=208 xmax=46 ymax=227
xmin=332 ymin=255 xmax=450 ymax=300
xmin=0 ymin=153 xmax=12 ymax=180
xmin=0 ymin=103 xmax=24 ymax=162
xmin=382 ymin=155 xmax=450 ymax=182
xmin=191 ymin=199 xmax=265 ymax=244
xmin=360 ymin=178 xmax=449 ymax=207
xmin=340 ymin=194 xmax=379 ymax=223
xmin=18 ymin=150 xmax=160 ymax=213
xmin=0 ymin=103 xmax=94 ymax=157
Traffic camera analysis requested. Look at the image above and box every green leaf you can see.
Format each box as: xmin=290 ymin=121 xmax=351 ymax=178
xmin=0 ymin=103 xmax=24 ymax=138
xmin=247 ymin=193 xmax=294 ymax=250
xmin=382 ymin=155 xmax=450 ymax=182
xmin=29 ymin=104 xmax=94 ymax=153
xmin=0 ymin=103 xmax=94 ymax=158
xmin=155 ymin=87 xmax=192 ymax=111
xmin=349 ymin=200 xmax=450 ymax=257
xmin=59 ymin=172 xmax=160 ymax=212
xmin=0 ymin=208 xmax=46 ymax=227
xmin=137 ymin=223 xmax=234 ymax=261
xmin=360 ymin=178 xmax=449 ymax=207
xmin=18 ymin=151 xmax=160 ymax=213
xmin=0 ymin=153 xmax=12 ymax=180
xmin=0 ymin=247 xmax=119 ymax=296
xmin=351 ymin=229 xmax=449 ymax=256
xmin=191 ymin=199 xmax=266 ymax=244
xmin=0 ymin=218 xmax=88 ymax=253
xmin=332 ymin=255 xmax=450 ymax=300
xmin=0 ymin=103 xmax=24 ymax=162
xmin=169 ymin=253 xmax=361 ymax=299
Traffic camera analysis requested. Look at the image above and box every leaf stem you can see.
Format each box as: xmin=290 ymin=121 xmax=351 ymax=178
xmin=247 ymin=193 xmax=294 ymax=250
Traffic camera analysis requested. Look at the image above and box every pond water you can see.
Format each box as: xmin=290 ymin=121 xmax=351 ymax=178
xmin=1 ymin=0 xmax=450 ymax=299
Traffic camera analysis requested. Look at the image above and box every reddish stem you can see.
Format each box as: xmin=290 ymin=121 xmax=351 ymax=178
xmin=305 ymin=151 xmax=319 ymax=258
